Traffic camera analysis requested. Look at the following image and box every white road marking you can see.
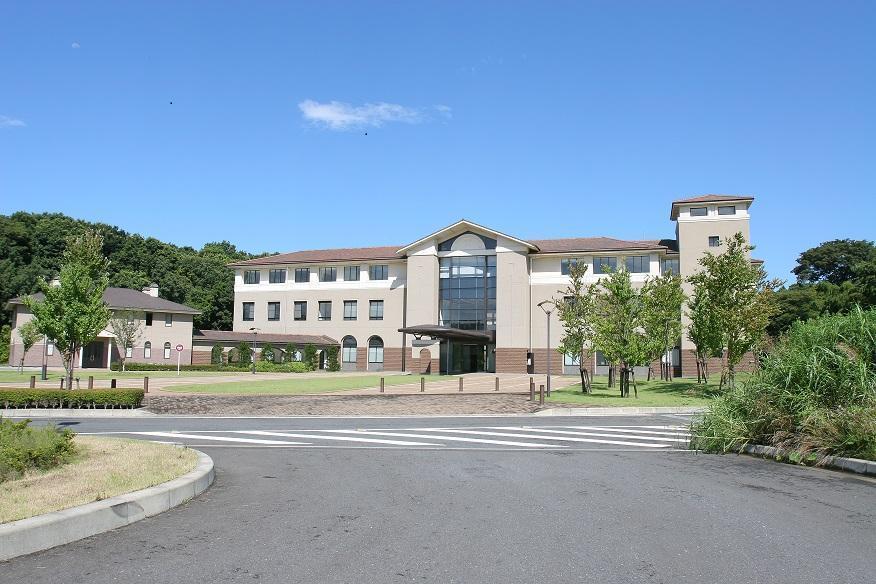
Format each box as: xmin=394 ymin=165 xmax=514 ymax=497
xmin=327 ymin=429 xmax=562 ymax=448
xmin=493 ymin=427 xmax=690 ymax=443
xmin=233 ymin=430 xmax=441 ymax=447
xmin=561 ymin=426 xmax=691 ymax=437
xmin=420 ymin=428 xmax=671 ymax=448
xmin=118 ymin=431 xmax=311 ymax=445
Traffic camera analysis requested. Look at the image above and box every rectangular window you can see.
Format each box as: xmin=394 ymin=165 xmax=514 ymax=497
xmin=293 ymin=301 xmax=307 ymax=321
xmin=595 ymin=351 xmax=609 ymax=367
xmin=242 ymin=302 xmax=254 ymax=321
xmin=318 ymin=301 xmax=332 ymax=321
xmin=344 ymin=266 xmax=360 ymax=281
xmin=164 ymin=313 xmax=173 ymax=327
xmin=343 ymin=300 xmax=357 ymax=320
xmin=564 ymin=352 xmax=580 ymax=366
xmin=125 ymin=346 xmax=133 ymax=358
xmin=625 ymin=255 xmax=650 ymax=273
xmin=593 ymin=257 xmax=617 ymax=274
xmin=718 ymin=205 xmax=736 ymax=215
xmin=145 ymin=312 xmax=153 ymax=326
xmin=144 ymin=342 xmax=151 ymax=359
xmin=689 ymin=207 xmax=708 ymax=217
xmin=244 ymin=270 xmax=261 ymax=284
xmin=369 ymin=300 xmax=384 ymax=320
xmin=47 ymin=341 xmax=54 ymax=356
xmin=560 ymin=258 xmax=583 ymax=275
xmin=269 ymin=269 xmax=287 ymax=284
xmin=267 ymin=302 xmax=280 ymax=321
xmin=294 ymin=268 xmax=310 ymax=283
xmin=164 ymin=343 xmax=171 ymax=359
xmin=319 ymin=267 xmax=337 ymax=282
xmin=709 ymin=236 xmax=720 ymax=247
xmin=369 ymin=264 xmax=388 ymax=280
xmin=661 ymin=258 xmax=680 ymax=275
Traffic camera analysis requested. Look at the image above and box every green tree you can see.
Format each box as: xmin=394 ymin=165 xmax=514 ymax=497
xmin=236 ymin=341 xmax=252 ymax=366
xmin=24 ymin=230 xmax=111 ymax=390
xmin=555 ymin=263 xmax=598 ymax=393
xmin=284 ymin=343 xmax=298 ymax=363
xmin=0 ymin=324 xmax=11 ymax=364
xmin=793 ymin=239 xmax=876 ymax=285
xmin=261 ymin=342 xmax=276 ymax=363
xmin=687 ymin=285 xmax=721 ymax=383
xmin=303 ymin=344 xmax=318 ymax=371
xmin=107 ymin=310 xmax=143 ymax=372
xmin=688 ymin=232 xmax=781 ymax=389
xmin=641 ymin=272 xmax=685 ymax=381
xmin=593 ymin=268 xmax=649 ymax=398
xmin=326 ymin=345 xmax=340 ymax=371
xmin=17 ymin=319 xmax=42 ymax=372
xmin=211 ymin=343 xmax=224 ymax=365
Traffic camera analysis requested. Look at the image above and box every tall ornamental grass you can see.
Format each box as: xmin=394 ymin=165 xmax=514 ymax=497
xmin=0 ymin=419 xmax=77 ymax=482
xmin=691 ymin=307 xmax=876 ymax=461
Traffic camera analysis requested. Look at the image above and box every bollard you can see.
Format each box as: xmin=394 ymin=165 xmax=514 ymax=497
xmin=144 ymin=376 xmax=149 ymax=393
xmin=529 ymin=378 xmax=535 ymax=401
xmin=29 ymin=375 xmax=36 ymax=388
xmin=495 ymin=377 xmax=499 ymax=391
xmin=110 ymin=378 xmax=117 ymax=389
xmin=458 ymin=377 xmax=463 ymax=392
xmin=88 ymin=376 xmax=94 ymax=389
xmin=420 ymin=377 xmax=425 ymax=392
xmin=380 ymin=377 xmax=385 ymax=393
xmin=539 ymin=384 xmax=545 ymax=406
xmin=60 ymin=378 xmax=64 ymax=389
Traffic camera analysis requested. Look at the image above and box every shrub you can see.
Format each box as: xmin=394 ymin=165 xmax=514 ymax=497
xmin=210 ymin=344 xmax=224 ymax=365
xmin=109 ymin=362 xmax=312 ymax=373
xmin=253 ymin=360 xmax=310 ymax=373
xmin=691 ymin=307 xmax=876 ymax=461
xmin=0 ymin=388 xmax=146 ymax=409
xmin=284 ymin=343 xmax=298 ymax=363
xmin=261 ymin=342 xmax=275 ymax=363
xmin=303 ymin=344 xmax=318 ymax=370
xmin=0 ymin=419 xmax=77 ymax=482
xmin=237 ymin=342 xmax=252 ymax=366
xmin=327 ymin=345 xmax=340 ymax=371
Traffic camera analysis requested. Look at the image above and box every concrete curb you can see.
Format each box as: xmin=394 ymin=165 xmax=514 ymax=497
xmin=741 ymin=444 xmax=876 ymax=477
xmin=0 ymin=449 xmax=214 ymax=562
xmin=533 ymin=406 xmax=707 ymax=416
xmin=1 ymin=408 xmax=156 ymax=418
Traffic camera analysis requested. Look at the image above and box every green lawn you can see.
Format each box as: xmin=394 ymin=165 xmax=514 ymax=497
xmin=547 ymin=375 xmax=721 ymax=407
xmin=0 ymin=369 xmax=254 ymax=383
xmin=163 ymin=374 xmax=453 ymax=395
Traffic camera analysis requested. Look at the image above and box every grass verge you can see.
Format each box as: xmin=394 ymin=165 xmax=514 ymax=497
xmin=547 ymin=376 xmax=719 ymax=407
xmin=0 ymin=436 xmax=198 ymax=524
xmin=163 ymin=374 xmax=453 ymax=395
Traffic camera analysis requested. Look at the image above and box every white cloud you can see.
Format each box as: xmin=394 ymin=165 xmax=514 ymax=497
xmin=298 ymin=100 xmax=451 ymax=131
xmin=71 ymin=41 xmax=80 ymax=49
xmin=0 ymin=115 xmax=25 ymax=128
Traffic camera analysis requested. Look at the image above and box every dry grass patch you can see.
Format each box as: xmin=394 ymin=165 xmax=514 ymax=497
xmin=0 ymin=436 xmax=198 ymax=524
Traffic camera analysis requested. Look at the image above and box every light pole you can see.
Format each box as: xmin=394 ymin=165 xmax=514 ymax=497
xmin=41 ymin=335 xmax=48 ymax=380
xmin=537 ymin=300 xmax=555 ymax=396
xmin=249 ymin=327 xmax=259 ymax=375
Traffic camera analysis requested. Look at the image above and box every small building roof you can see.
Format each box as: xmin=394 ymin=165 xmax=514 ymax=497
xmin=193 ymin=330 xmax=337 ymax=346
xmin=670 ymin=194 xmax=755 ymax=220
xmin=7 ymin=287 xmax=201 ymax=315
xmin=531 ymin=236 xmax=671 ymax=254
xmin=396 ymin=219 xmax=540 ymax=255
xmin=228 ymin=246 xmax=401 ymax=268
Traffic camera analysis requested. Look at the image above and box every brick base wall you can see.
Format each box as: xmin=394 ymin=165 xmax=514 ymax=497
xmin=9 ymin=343 xmax=66 ymax=368
xmin=192 ymin=350 xmax=212 ymax=365
xmin=382 ymin=347 xmax=403 ymax=372
xmin=495 ymin=348 xmax=528 ymax=374
xmin=680 ymin=350 xmax=758 ymax=378
xmin=408 ymin=348 xmax=438 ymax=374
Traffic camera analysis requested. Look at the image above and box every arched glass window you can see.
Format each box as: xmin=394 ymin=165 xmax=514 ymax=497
xmin=144 ymin=341 xmax=152 ymax=359
xmin=341 ymin=336 xmax=357 ymax=363
xmin=163 ymin=342 xmax=172 ymax=359
xmin=368 ymin=337 xmax=384 ymax=364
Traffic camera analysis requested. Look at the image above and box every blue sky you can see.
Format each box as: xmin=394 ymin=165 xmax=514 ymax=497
xmin=1 ymin=1 xmax=874 ymax=281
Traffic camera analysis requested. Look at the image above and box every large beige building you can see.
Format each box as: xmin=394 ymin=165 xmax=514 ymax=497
xmin=229 ymin=194 xmax=758 ymax=376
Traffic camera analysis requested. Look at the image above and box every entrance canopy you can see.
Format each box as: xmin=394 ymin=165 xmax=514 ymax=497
xmin=398 ymin=324 xmax=495 ymax=343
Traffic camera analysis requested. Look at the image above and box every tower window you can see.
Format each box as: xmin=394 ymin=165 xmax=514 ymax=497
xmin=708 ymin=236 xmax=720 ymax=247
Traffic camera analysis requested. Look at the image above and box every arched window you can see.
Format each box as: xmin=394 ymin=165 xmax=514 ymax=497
xmin=368 ymin=336 xmax=384 ymax=370
xmin=144 ymin=341 xmax=152 ymax=359
xmin=163 ymin=342 xmax=172 ymax=359
xmin=341 ymin=336 xmax=357 ymax=363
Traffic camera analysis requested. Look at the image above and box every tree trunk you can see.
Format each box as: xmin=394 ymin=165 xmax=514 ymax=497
xmin=630 ymin=369 xmax=638 ymax=398
xmin=608 ymin=365 xmax=614 ymax=388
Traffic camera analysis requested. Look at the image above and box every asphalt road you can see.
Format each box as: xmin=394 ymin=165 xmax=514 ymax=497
xmin=3 ymin=414 xmax=875 ymax=583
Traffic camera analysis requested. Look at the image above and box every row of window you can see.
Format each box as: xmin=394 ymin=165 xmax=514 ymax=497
xmin=120 ymin=341 xmax=176 ymax=360
xmin=560 ymin=256 xmax=680 ymax=275
xmin=141 ymin=312 xmax=173 ymax=327
xmin=243 ymin=300 xmax=385 ymax=322
xmin=690 ymin=205 xmax=736 ymax=217
xmin=340 ymin=336 xmax=384 ymax=364
xmin=244 ymin=265 xmax=390 ymax=285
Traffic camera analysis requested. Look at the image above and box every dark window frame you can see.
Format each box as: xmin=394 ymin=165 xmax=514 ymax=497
xmin=689 ymin=207 xmax=708 ymax=217
xmin=344 ymin=266 xmax=360 ymax=281
xmin=242 ymin=302 xmax=255 ymax=321
xmin=718 ymin=205 xmax=736 ymax=216
xmin=625 ymin=255 xmax=650 ymax=274
xmin=293 ymin=301 xmax=307 ymax=321
xmin=560 ymin=258 xmax=583 ymax=275
xmin=294 ymin=268 xmax=311 ymax=283
xmin=593 ymin=257 xmax=618 ymax=274
xmin=269 ymin=269 xmax=287 ymax=284
xmin=319 ymin=267 xmax=337 ymax=282
xmin=343 ymin=300 xmax=357 ymax=321
xmin=369 ymin=264 xmax=389 ymax=280
xmin=708 ymin=236 xmax=721 ymax=248
xmin=369 ymin=300 xmax=384 ymax=320
xmin=318 ymin=301 xmax=332 ymax=321
xmin=244 ymin=270 xmax=261 ymax=285
xmin=267 ymin=302 xmax=281 ymax=321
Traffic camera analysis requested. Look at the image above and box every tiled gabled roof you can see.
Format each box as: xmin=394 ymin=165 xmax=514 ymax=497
xmin=531 ymin=236 xmax=671 ymax=254
xmin=7 ymin=287 xmax=201 ymax=314
xmin=228 ymin=246 xmax=402 ymax=267
xmin=670 ymin=194 xmax=755 ymax=219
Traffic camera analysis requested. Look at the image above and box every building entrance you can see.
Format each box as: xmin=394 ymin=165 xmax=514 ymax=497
xmin=440 ymin=340 xmax=496 ymax=374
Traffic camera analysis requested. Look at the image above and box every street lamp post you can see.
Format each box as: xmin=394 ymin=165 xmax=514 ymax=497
xmin=41 ymin=335 xmax=48 ymax=380
xmin=249 ymin=327 xmax=259 ymax=375
xmin=537 ymin=300 xmax=555 ymax=396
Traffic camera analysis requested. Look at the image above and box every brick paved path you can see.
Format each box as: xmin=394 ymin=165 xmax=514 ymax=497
xmin=145 ymin=393 xmax=543 ymax=416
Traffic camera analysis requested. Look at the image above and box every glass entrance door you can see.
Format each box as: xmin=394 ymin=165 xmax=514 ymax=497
xmin=440 ymin=340 xmax=495 ymax=374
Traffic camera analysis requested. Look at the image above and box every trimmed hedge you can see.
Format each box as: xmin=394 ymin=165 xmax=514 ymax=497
xmin=0 ymin=388 xmax=145 ymax=409
xmin=1 ymin=419 xmax=77 ymax=482
xmin=113 ymin=361 xmax=313 ymax=373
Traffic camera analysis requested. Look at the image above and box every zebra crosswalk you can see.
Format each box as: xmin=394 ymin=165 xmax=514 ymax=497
xmin=85 ymin=424 xmax=693 ymax=451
